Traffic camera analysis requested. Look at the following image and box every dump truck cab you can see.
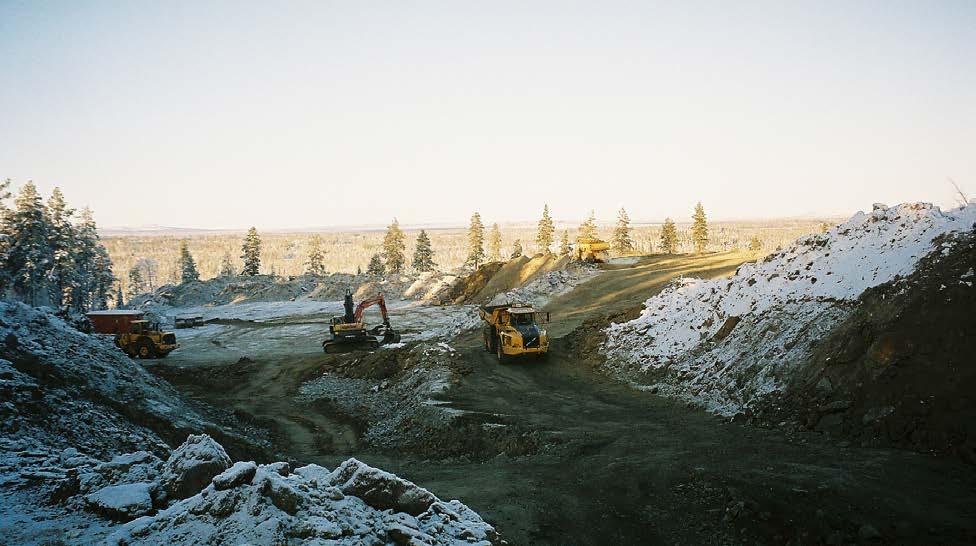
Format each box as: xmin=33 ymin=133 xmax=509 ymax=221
xmin=480 ymin=303 xmax=549 ymax=361
xmin=116 ymin=319 xmax=179 ymax=359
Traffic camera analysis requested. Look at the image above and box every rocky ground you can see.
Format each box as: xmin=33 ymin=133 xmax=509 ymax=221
xmin=0 ymin=302 xmax=500 ymax=545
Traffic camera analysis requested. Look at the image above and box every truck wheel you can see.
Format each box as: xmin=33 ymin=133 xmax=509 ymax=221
xmin=483 ymin=329 xmax=492 ymax=353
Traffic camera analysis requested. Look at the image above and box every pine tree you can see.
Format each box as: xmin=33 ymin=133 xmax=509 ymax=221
xmin=382 ymin=218 xmax=406 ymax=274
xmin=559 ymin=230 xmax=571 ymax=256
xmin=660 ymin=218 xmax=679 ymax=254
xmin=178 ymin=240 xmax=200 ymax=283
xmin=219 ymin=252 xmax=236 ymax=277
xmin=749 ymin=236 xmax=763 ymax=252
xmin=241 ymin=227 xmax=262 ymax=276
xmin=612 ymin=207 xmax=634 ymax=255
xmin=127 ymin=265 xmax=146 ymax=298
xmin=46 ymin=188 xmax=77 ymax=308
xmin=0 ymin=179 xmax=12 ymax=291
xmin=306 ymin=235 xmax=326 ymax=275
xmin=488 ymin=223 xmax=502 ymax=262
xmin=579 ymin=210 xmax=598 ymax=239
xmin=73 ymin=208 xmax=114 ymax=311
xmin=2 ymin=182 xmax=51 ymax=305
xmin=133 ymin=257 xmax=158 ymax=292
xmin=115 ymin=283 xmax=124 ymax=309
xmin=692 ymin=202 xmax=708 ymax=254
xmin=510 ymin=239 xmax=523 ymax=259
xmin=536 ymin=204 xmax=555 ymax=254
xmin=366 ymin=253 xmax=385 ymax=275
xmin=412 ymin=230 xmax=436 ymax=272
xmin=466 ymin=212 xmax=486 ymax=268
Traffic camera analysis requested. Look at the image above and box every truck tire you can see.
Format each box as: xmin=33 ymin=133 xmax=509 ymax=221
xmin=483 ymin=328 xmax=493 ymax=353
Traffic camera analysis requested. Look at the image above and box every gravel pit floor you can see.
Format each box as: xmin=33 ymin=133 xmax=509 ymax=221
xmin=147 ymin=253 xmax=976 ymax=545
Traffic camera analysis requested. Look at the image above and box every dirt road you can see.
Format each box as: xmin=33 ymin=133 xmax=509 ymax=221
xmin=149 ymin=252 xmax=976 ymax=545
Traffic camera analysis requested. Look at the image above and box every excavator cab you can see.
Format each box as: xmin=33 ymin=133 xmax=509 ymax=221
xmin=323 ymin=290 xmax=401 ymax=353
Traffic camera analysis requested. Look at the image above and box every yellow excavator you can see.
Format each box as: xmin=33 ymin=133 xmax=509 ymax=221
xmin=480 ymin=303 xmax=549 ymax=361
xmin=323 ymin=291 xmax=401 ymax=353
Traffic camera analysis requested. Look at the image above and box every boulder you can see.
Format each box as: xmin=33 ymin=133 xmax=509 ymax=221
xmin=85 ymin=482 xmax=156 ymax=521
xmin=161 ymin=434 xmax=232 ymax=500
xmin=328 ymin=458 xmax=436 ymax=516
xmin=212 ymin=461 xmax=257 ymax=490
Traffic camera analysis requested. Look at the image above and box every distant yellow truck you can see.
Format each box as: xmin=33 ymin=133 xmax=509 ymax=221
xmin=575 ymin=237 xmax=610 ymax=263
xmin=480 ymin=304 xmax=549 ymax=361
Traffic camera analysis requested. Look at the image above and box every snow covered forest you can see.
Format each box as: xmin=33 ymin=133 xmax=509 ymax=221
xmin=0 ymin=180 xmax=116 ymax=310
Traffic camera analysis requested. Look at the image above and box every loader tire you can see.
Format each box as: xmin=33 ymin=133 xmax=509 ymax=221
xmin=137 ymin=341 xmax=155 ymax=359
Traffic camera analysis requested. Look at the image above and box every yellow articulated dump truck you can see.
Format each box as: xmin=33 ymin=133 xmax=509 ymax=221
xmin=575 ymin=237 xmax=610 ymax=263
xmin=479 ymin=304 xmax=549 ymax=361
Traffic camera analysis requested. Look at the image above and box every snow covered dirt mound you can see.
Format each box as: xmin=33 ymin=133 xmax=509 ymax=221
xmin=104 ymin=439 xmax=499 ymax=546
xmin=0 ymin=302 xmax=249 ymax=454
xmin=603 ymin=202 xmax=976 ymax=416
xmin=488 ymin=264 xmax=598 ymax=308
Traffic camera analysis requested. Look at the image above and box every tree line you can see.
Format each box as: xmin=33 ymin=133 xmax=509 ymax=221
xmin=120 ymin=199 xmax=732 ymax=297
xmin=0 ymin=180 xmax=115 ymax=310
xmin=359 ymin=201 xmax=713 ymax=276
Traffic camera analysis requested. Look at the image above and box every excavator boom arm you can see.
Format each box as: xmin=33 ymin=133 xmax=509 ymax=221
xmin=354 ymin=295 xmax=390 ymax=325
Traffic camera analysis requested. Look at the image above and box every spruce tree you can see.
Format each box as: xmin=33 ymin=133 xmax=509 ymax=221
xmin=382 ymin=218 xmax=406 ymax=274
xmin=749 ymin=236 xmax=763 ymax=252
xmin=660 ymin=218 xmax=679 ymax=254
xmin=74 ymin=208 xmax=114 ymax=311
xmin=306 ymin=235 xmax=326 ymax=275
xmin=241 ymin=227 xmax=262 ymax=276
xmin=0 ymin=179 xmax=11 ymax=290
xmin=219 ymin=252 xmax=236 ymax=277
xmin=559 ymin=230 xmax=571 ymax=256
xmin=536 ymin=204 xmax=555 ymax=254
xmin=366 ymin=253 xmax=385 ymax=275
xmin=3 ymin=182 xmax=51 ymax=305
xmin=115 ymin=283 xmax=124 ymax=309
xmin=692 ymin=202 xmax=708 ymax=254
xmin=46 ymin=188 xmax=77 ymax=308
xmin=488 ymin=223 xmax=502 ymax=262
xmin=612 ymin=207 xmax=634 ymax=255
xmin=466 ymin=212 xmax=486 ymax=268
xmin=133 ymin=257 xmax=159 ymax=291
xmin=178 ymin=240 xmax=200 ymax=283
xmin=412 ymin=229 xmax=436 ymax=272
xmin=127 ymin=265 xmax=146 ymax=298
xmin=510 ymin=239 xmax=523 ymax=259
xmin=579 ymin=210 xmax=598 ymax=239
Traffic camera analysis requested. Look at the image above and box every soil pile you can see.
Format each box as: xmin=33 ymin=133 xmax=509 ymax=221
xmin=601 ymin=202 xmax=976 ymax=460
xmin=764 ymin=230 xmax=976 ymax=461
xmin=471 ymin=254 xmax=570 ymax=303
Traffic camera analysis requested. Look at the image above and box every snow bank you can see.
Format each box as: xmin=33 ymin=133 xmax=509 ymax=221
xmin=603 ymin=202 xmax=976 ymax=415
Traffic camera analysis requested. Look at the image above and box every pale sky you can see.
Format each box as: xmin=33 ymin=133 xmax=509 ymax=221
xmin=1 ymin=1 xmax=973 ymax=229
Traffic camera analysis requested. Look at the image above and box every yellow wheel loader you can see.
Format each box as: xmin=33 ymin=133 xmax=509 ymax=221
xmin=480 ymin=304 xmax=549 ymax=361
xmin=114 ymin=320 xmax=179 ymax=359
